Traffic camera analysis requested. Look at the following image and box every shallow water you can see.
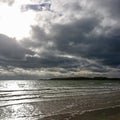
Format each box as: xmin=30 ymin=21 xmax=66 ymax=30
xmin=0 ymin=80 xmax=120 ymax=120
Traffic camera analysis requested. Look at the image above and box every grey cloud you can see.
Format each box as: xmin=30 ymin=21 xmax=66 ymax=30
xmin=92 ymin=0 xmax=120 ymax=19
xmin=51 ymin=18 xmax=120 ymax=67
xmin=22 ymin=26 xmax=48 ymax=48
xmin=22 ymin=10 xmax=120 ymax=69
xmin=63 ymin=0 xmax=82 ymax=12
xmin=0 ymin=55 xmax=78 ymax=69
xmin=0 ymin=54 xmax=108 ymax=79
xmin=52 ymin=16 xmax=100 ymax=43
xmin=1 ymin=0 xmax=120 ymax=79
xmin=0 ymin=34 xmax=34 ymax=60
xmin=0 ymin=0 xmax=14 ymax=5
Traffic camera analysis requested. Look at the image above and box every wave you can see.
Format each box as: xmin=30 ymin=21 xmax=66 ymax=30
xmin=39 ymin=105 xmax=120 ymax=120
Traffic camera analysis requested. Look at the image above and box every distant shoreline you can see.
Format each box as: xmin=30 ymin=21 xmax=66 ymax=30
xmin=48 ymin=77 xmax=120 ymax=80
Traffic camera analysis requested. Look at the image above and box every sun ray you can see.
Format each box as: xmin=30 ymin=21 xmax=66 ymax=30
xmin=0 ymin=0 xmax=36 ymax=41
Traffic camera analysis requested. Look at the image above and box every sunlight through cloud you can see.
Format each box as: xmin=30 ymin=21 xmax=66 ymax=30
xmin=0 ymin=0 xmax=37 ymax=40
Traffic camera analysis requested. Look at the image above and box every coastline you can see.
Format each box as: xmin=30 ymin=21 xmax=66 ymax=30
xmin=40 ymin=106 xmax=120 ymax=120
xmin=71 ymin=106 xmax=120 ymax=120
xmin=1 ymin=80 xmax=120 ymax=120
xmin=49 ymin=77 xmax=120 ymax=81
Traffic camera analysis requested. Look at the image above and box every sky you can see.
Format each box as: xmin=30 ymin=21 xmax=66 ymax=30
xmin=0 ymin=0 xmax=120 ymax=79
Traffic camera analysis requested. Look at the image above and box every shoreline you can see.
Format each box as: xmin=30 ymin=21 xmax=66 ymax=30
xmin=40 ymin=106 xmax=120 ymax=120
xmin=72 ymin=106 xmax=120 ymax=120
xmin=49 ymin=77 xmax=120 ymax=81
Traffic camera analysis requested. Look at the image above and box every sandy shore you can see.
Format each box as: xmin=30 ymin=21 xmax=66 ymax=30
xmin=40 ymin=106 xmax=120 ymax=120
xmin=1 ymin=80 xmax=120 ymax=120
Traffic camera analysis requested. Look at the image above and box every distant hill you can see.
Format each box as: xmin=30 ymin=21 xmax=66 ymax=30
xmin=49 ymin=77 xmax=120 ymax=80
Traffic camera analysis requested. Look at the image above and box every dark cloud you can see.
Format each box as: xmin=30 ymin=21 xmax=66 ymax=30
xmin=92 ymin=0 xmax=120 ymax=19
xmin=21 ymin=11 xmax=120 ymax=73
xmin=22 ymin=26 xmax=49 ymax=48
xmin=1 ymin=0 xmax=120 ymax=78
xmin=51 ymin=19 xmax=120 ymax=67
xmin=0 ymin=55 xmax=78 ymax=69
xmin=0 ymin=34 xmax=34 ymax=60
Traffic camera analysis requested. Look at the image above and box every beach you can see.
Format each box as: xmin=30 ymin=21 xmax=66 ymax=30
xmin=40 ymin=106 xmax=120 ymax=120
xmin=0 ymin=80 xmax=120 ymax=120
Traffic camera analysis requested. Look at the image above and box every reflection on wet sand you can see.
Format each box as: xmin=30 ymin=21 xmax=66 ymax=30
xmin=0 ymin=80 xmax=120 ymax=120
xmin=40 ymin=106 xmax=120 ymax=120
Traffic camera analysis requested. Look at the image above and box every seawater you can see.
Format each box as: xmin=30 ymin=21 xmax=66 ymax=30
xmin=0 ymin=80 xmax=120 ymax=120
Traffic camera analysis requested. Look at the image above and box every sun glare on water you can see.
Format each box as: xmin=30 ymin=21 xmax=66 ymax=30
xmin=0 ymin=0 xmax=36 ymax=40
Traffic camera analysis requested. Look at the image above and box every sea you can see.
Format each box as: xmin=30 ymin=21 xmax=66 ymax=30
xmin=0 ymin=79 xmax=120 ymax=120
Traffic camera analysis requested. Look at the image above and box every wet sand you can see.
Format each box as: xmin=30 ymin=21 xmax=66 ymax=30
xmin=1 ymin=80 xmax=120 ymax=120
xmin=40 ymin=106 xmax=120 ymax=120
xmin=39 ymin=91 xmax=120 ymax=120
xmin=74 ymin=106 xmax=120 ymax=120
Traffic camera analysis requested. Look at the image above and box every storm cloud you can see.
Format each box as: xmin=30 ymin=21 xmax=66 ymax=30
xmin=0 ymin=34 xmax=34 ymax=60
xmin=51 ymin=19 xmax=120 ymax=67
xmin=92 ymin=0 xmax=120 ymax=19
xmin=0 ymin=0 xmax=120 ymax=79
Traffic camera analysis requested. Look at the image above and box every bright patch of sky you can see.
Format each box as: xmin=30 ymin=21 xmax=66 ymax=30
xmin=0 ymin=0 xmax=47 ymax=40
